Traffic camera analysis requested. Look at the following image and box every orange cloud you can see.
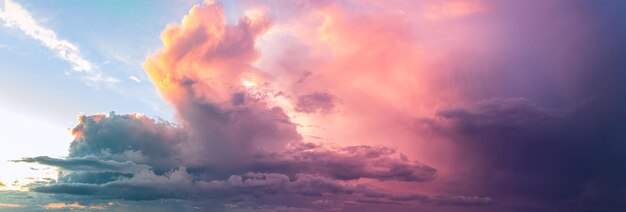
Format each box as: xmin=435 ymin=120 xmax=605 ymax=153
xmin=42 ymin=202 xmax=104 ymax=210
xmin=145 ymin=1 xmax=271 ymax=105
xmin=144 ymin=1 xmax=301 ymax=163
xmin=0 ymin=203 xmax=22 ymax=208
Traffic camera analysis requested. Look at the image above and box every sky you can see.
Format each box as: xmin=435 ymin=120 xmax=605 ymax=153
xmin=1 ymin=0 xmax=626 ymax=211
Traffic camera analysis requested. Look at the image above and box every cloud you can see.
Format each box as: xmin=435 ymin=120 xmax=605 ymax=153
xmin=246 ymin=144 xmax=436 ymax=182
xmin=356 ymin=184 xmax=428 ymax=202
xmin=23 ymin=112 xmax=446 ymax=209
xmin=128 ymin=76 xmax=141 ymax=83
xmin=432 ymin=196 xmax=495 ymax=206
xmin=294 ymin=92 xmax=336 ymax=114
xmin=16 ymin=0 xmax=626 ymax=211
xmin=12 ymin=156 xmax=150 ymax=173
xmin=429 ymin=97 xmax=569 ymax=137
xmin=32 ymin=168 xmax=194 ymax=200
xmin=0 ymin=0 xmax=117 ymax=84
xmin=68 ymin=113 xmax=187 ymax=172
xmin=32 ymin=168 xmax=486 ymax=208
xmin=14 ymin=1 xmax=500 ymax=210
xmin=32 ymin=170 xmax=345 ymax=201
xmin=42 ymin=202 xmax=104 ymax=210
xmin=143 ymin=1 xmax=301 ymax=164
xmin=67 ymin=114 xmax=435 ymax=183
xmin=249 ymin=1 xmax=626 ymax=210
xmin=0 ymin=203 xmax=22 ymax=208
xmin=418 ymin=97 xmax=626 ymax=210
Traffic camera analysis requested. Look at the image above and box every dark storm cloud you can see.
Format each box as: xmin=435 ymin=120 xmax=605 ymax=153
xmin=406 ymin=0 xmax=626 ymax=210
xmin=419 ymin=96 xmax=626 ymax=211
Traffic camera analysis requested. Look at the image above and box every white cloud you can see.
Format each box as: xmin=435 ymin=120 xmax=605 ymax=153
xmin=128 ymin=75 xmax=141 ymax=83
xmin=0 ymin=0 xmax=117 ymax=84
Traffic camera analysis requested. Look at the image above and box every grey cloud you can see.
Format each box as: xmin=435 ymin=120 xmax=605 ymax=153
xmin=179 ymin=99 xmax=303 ymax=163
xmin=432 ymin=196 xmax=495 ymax=206
xmin=355 ymin=185 xmax=493 ymax=206
xmin=58 ymin=172 xmax=132 ymax=185
xmin=294 ymin=92 xmax=336 ymax=114
xmin=24 ymin=113 xmax=441 ymax=210
xmin=30 ymin=172 xmax=351 ymax=201
xmin=245 ymin=144 xmax=436 ymax=182
xmin=53 ymin=113 xmax=436 ymax=183
xmin=356 ymin=185 xmax=428 ymax=202
xmin=32 ymin=168 xmax=194 ymax=200
xmin=418 ymin=97 xmax=626 ymax=210
xmin=68 ymin=113 xmax=187 ymax=172
xmin=433 ymin=98 xmax=568 ymax=136
xmin=12 ymin=156 xmax=150 ymax=173
xmin=31 ymin=169 xmax=490 ymax=209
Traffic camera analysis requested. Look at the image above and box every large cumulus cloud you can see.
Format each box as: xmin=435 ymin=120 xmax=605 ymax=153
xmin=143 ymin=0 xmax=301 ymax=165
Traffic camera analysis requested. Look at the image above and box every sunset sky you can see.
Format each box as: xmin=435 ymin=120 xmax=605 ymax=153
xmin=1 ymin=0 xmax=626 ymax=211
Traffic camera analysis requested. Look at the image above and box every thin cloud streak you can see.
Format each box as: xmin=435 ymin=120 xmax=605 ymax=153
xmin=0 ymin=203 xmax=22 ymax=208
xmin=42 ymin=202 xmax=104 ymax=210
xmin=129 ymin=76 xmax=141 ymax=83
xmin=0 ymin=0 xmax=117 ymax=84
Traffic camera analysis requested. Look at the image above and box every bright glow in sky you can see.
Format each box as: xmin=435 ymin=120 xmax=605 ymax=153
xmin=0 ymin=0 xmax=195 ymax=196
xmin=0 ymin=103 xmax=67 ymax=190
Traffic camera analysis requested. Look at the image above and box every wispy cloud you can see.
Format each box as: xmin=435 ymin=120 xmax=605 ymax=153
xmin=0 ymin=203 xmax=22 ymax=208
xmin=0 ymin=0 xmax=117 ymax=84
xmin=42 ymin=202 xmax=104 ymax=210
xmin=128 ymin=75 xmax=141 ymax=83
